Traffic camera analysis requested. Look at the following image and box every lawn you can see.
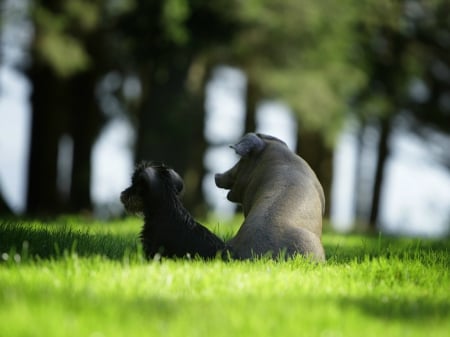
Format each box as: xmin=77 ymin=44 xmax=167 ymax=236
xmin=0 ymin=217 xmax=449 ymax=337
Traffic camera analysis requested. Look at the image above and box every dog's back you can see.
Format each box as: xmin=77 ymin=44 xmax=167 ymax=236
xmin=121 ymin=162 xmax=225 ymax=260
xmin=141 ymin=211 xmax=225 ymax=259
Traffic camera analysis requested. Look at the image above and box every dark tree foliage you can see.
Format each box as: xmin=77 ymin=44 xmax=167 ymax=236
xmin=352 ymin=0 xmax=450 ymax=228
xmin=26 ymin=0 xmax=119 ymax=215
xmin=2 ymin=0 xmax=448 ymax=225
xmin=117 ymin=0 xmax=242 ymax=213
xmin=23 ymin=0 xmax=242 ymax=216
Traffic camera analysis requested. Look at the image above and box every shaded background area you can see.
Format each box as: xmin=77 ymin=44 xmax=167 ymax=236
xmin=0 ymin=0 xmax=449 ymax=236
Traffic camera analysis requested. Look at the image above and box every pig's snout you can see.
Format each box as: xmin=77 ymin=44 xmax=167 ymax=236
xmin=215 ymin=173 xmax=232 ymax=189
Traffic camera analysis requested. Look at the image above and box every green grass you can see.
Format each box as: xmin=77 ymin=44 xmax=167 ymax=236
xmin=0 ymin=217 xmax=449 ymax=337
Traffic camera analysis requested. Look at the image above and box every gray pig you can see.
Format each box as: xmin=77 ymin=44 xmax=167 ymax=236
xmin=215 ymin=133 xmax=326 ymax=261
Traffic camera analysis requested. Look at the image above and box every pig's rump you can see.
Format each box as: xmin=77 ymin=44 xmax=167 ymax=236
xmin=227 ymin=221 xmax=325 ymax=261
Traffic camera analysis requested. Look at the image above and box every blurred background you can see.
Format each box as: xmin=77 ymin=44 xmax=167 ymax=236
xmin=0 ymin=0 xmax=449 ymax=236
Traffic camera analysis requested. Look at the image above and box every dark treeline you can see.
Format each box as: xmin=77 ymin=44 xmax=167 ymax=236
xmin=0 ymin=0 xmax=449 ymax=231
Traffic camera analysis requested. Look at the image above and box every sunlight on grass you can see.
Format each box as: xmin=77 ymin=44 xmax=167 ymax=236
xmin=0 ymin=217 xmax=449 ymax=337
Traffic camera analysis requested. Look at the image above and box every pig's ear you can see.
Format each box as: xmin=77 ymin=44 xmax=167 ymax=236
xmin=168 ymin=169 xmax=184 ymax=194
xmin=231 ymin=133 xmax=265 ymax=157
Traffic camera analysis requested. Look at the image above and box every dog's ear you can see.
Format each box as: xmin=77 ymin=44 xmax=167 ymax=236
xmin=231 ymin=133 xmax=265 ymax=157
xmin=168 ymin=169 xmax=184 ymax=194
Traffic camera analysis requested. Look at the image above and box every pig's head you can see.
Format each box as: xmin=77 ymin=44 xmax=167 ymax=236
xmin=214 ymin=133 xmax=287 ymax=203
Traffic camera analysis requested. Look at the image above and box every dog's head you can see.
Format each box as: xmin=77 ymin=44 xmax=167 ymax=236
xmin=214 ymin=133 xmax=288 ymax=203
xmin=120 ymin=162 xmax=184 ymax=214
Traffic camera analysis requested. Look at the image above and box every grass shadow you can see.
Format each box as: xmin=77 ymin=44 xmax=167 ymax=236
xmin=338 ymin=294 xmax=450 ymax=321
xmin=0 ymin=221 xmax=141 ymax=262
xmin=2 ymin=219 xmax=449 ymax=264
xmin=323 ymin=233 xmax=450 ymax=264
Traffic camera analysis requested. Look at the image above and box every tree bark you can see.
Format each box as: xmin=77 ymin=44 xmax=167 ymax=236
xmin=353 ymin=122 xmax=374 ymax=224
xmin=67 ymin=72 xmax=104 ymax=213
xmin=296 ymin=128 xmax=333 ymax=218
xmin=26 ymin=64 xmax=67 ymax=215
xmin=244 ymin=79 xmax=258 ymax=133
xmin=0 ymin=187 xmax=13 ymax=216
xmin=181 ymin=95 xmax=208 ymax=216
xmin=369 ymin=117 xmax=392 ymax=229
xmin=137 ymin=56 xmax=219 ymax=215
xmin=135 ymin=58 xmax=193 ymax=173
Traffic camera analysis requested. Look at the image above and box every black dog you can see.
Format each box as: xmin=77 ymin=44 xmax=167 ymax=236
xmin=120 ymin=162 xmax=225 ymax=260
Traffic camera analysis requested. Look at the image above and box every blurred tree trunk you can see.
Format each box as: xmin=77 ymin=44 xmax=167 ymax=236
xmin=118 ymin=1 xmax=242 ymax=215
xmin=135 ymin=57 xmax=213 ymax=215
xmin=182 ymin=95 xmax=207 ymax=216
xmin=25 ymin=0 xmax=69 ymax=215
xmin=135 ymin=57 xmax=194 ymax=173
xmin=369 ymin=117 xmax=392 ymax=229
xmin=181 ymin=64 xmax=215 ymax=216
xmin=68 ymin=71 xmax=105 ymax=213
xmin=244 ymin=79 xmax=258 ymax=133
xmin=26 ymin=64 xmax=67 ymax=215
xmin=296 ymin=129 xmax=333 ymax=218
xmin=25 ymin=1 xmax=110 ymax=216
xmin=353 ymin=122 xmax=372 ymax=224
xmin=0 ymin=185 xmax=13 ymax=216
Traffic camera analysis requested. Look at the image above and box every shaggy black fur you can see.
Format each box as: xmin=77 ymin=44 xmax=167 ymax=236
xmin=120 ymin=162 xmax=225 ymax=260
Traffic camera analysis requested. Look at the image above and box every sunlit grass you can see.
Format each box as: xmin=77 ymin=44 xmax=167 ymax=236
xmin=0 ymin=217 xmax=449 ymax=337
